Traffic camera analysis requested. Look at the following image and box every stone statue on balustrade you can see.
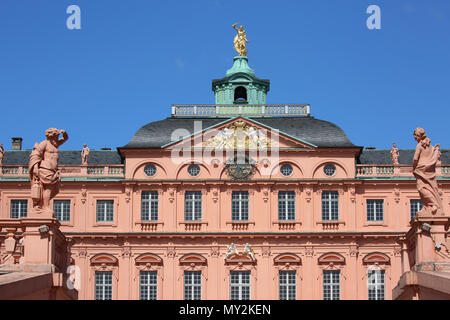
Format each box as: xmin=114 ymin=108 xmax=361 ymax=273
xmin=0 ymin=143 xmax=4 ymax=166
xmin=28 ymin=128 xmax=69 ymax=216
xmin=81 ymin=144 xmax=90 ymax=165
xmin=412 ymin=128 xmax=443 ymax=216
xmin=391 ymin=142 xmax=399 ymax=165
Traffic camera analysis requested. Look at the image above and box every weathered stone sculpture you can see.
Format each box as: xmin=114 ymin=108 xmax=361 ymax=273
xmin=81 ymin=144 xmax=90 ymax=165
xmin=436 ymin=143 xmax=442 ymax=165
xmin=28 ymin=128 xmax=69 ymax=216
xmin=0 ymin=143 xmax=4 ymax=166
xmin=391 ymin=142 xmax=399 ymax=165
xmin=412 ymin=128 xmax=443 ymax=216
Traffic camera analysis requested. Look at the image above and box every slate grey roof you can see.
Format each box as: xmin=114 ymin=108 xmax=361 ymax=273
xmin=121 ymin=116 xmax=358 ymax=149
xmin=358 ymin=149 xmax=450 ymax=165
xmin=2 ymin=150 xmax=123 ymax=166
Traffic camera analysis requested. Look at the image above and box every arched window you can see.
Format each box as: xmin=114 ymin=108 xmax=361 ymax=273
xmin=234 ymin=86 xmax=247 ymax=103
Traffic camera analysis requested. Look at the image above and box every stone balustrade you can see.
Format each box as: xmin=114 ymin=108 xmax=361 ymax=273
xmin=356 ymin=165 xmax=450 ymax=178
xmin=171 ymin=104 xmax=310 ymax=117
xmin=0 ymin=165 xmax=124 ymax=179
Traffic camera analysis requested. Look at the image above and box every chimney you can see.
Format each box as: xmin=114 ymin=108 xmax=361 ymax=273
xmin=11 ymin=137 xmax=23 ymax=150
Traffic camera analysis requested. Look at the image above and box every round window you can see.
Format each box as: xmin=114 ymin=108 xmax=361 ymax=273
xmin=188 ymin=164 xmax=200 ymax=177
xmin=144 ymin=164 xmax=157 ymax=177
xmin=324 ymin=164 xmax=336 ymax=177
xmin=280 ymin=164 xmax=293 ymax=176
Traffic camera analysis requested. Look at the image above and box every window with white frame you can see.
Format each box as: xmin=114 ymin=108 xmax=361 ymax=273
xmin=141 ymin=191 xmax=158 ymax=221
xmin=367 ymin=199 xmax=384 ymax=222
xmin=368 ymin=269 xmax=385 ymax=300
xmin=96 ymin=200 xmax=114 ymax=222
xmin=278 ymin=191 xmax=295 ymax=220
xmin=279 ymin=270 xmax=296 ymax=300
xmin=232 ymin=191 xmax=249 ymax=221
xmin=10 ymin=200 xmax=27 ymax=218
xmin=321 ymin=191 xmax=339 ymax=221
xmin=95 ymin=271 xmax=112 ymax=300
xmin=184 ymin=271 xmax=201 ymax=300
xmin=230 ymin=271 xmax=251 ymax=300
xmin=140 ymin=271 xmax=157 ymax=300
xmin=54 ymin=200 xmax=70 ymax=222
xmin=185 ymin=191 xmax=202 ymax=221
xmin=410 ymin=199 xmax=423 ymax=219
xmin=323 ymin=270 xmax=340 ymax=300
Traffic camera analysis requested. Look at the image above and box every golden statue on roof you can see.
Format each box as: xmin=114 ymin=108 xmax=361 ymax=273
xmin=232 ymin=22 xmax=249 ymax=56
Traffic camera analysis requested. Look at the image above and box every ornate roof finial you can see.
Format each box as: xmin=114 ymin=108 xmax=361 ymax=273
xmin=232 ymin=23 xmax=249 ymax=56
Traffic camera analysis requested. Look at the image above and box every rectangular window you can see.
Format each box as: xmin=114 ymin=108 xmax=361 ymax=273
xmin=322 ymin=191 xmax=339 ymax=221
xmin=410 ymin=200 xmax=423 ymax=219
xmin=54 ymin=200 xmax=70 ymax=222
xmin=368 ymin=270 xmax=385 ymax=300
xmin=230 ymin=271 xmax=251 ymax=300
xmin=10 ymin=200 xmax=27 ymax=218
xmin=279 ymin=270 xmax=296 ymax=300
xmin=185 ymin=191 xmax=202 ymax=221
xmin=278 ymin=191 xmax=295 ymax=220
xmin=232 ymin=191 xmax=249 ymax=221
xmin=367 ymin=199 xmax=384 ymax=222
xmin=95 ymin=271 xmax=112 ymax=300
xmin=184 ymin=271 xmax=201 ymax=300
xmin=140 ymin=271 xmax=157 ymax=300
xmin=323 ymin=270 xmax=340 ymax=300
xmin=96 ymin=200 xmax=114 ymax=222
xmin=141 ymin=191 xmax=158 ymax=221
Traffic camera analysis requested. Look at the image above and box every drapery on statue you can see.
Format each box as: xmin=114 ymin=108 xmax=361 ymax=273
xmin=81 ymin=144 xmax=90 ymax=165
xmin=0 ymin=143 xmax=4 ymax=166
xmin=391 ymin=142 xmax=399 ymax=165
xmin=232 ymin=23 xmax=249 ymax=56
xmin=29 ymin=128 xmax=69 ymax=216
xmin=412 ymin=128 xmax=443 ymax=216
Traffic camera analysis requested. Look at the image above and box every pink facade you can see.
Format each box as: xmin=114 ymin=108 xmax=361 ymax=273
xmin=1 ymin=56 xmax=449 ymax=300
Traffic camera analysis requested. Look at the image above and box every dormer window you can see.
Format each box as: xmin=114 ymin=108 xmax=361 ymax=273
xmin=234 ymin=86 xmax=247 ymax=103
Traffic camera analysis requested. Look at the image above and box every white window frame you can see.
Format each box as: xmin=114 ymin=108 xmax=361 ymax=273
xmin=410 ymin=199 xmax=423 ymax=219
xmin=321 ymin=191 xmax=339 ymax=221
xmin=10 ymin=199 xmax=28 ymax=219
xmin=184 ymin=271 xmax=201 ymax=300
xmin=230 ymin=271 xmax=251 ymax=300
xmin=96 ymin=200 xmax=114 ymax=222
xmin=279 ymin=270 xmax=296 ymax=300
xmin=141 ymin=191 xmax=158 ymax=221
xmin=54 ymin=200 xmax=70 ymax=222
xmin=368 ymin=269 xmax=385 ymax=300
xmin=185 ymin=191 xmax=202 ymax=221
xmin=232 ymin=191 xmax=249 ymax=221
xmin=278 ymin=191 xmax=295 ymax=220
xmin=139 ymin=270 xmax=157 ymax=300
xmin=323 ymin=270 xmax=340 ymax=300
xmin=95 ymin=271 xmax=113 ymax=300
xmin=367 ymin=199 xmax=384 ymax=222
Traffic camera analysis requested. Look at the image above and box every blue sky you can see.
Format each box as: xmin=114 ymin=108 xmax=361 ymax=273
xmin=0 ymin=0 xmax=449 ymax=151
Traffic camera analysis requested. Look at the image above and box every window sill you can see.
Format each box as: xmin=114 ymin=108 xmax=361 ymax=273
xmin=179 ymin=221 xmax=208 ymax=231
xmin=316 ymin=221 xmax=345 ymax=231
xmin=93 ymin=222 xmax=116 ymax=227
xmin=363 ymin=222 xmax=387 ymax=227
xmin=226 ymin=220 xmax=255 ymax=231
xmin=272 ymin=220 xmax=302 ymax=231
xmin=136 ymin=221 xmax=164 ymax=231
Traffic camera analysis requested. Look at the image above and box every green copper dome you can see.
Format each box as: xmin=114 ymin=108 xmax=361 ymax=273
xmin=212 ymin=56 xmax=270 ymax=105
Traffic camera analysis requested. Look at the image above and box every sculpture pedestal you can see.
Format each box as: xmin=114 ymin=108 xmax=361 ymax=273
xmin=407 ymin=216 xmax=450 ymax=270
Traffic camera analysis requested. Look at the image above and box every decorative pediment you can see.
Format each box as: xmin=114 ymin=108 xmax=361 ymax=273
xmin=225 ymin=254 xmax=256 ymax=264
xmin=273 ymin=253 xmax=302 ymax=265
xmin=179 ymin=253 xmax=207 ymax=266
xmin=90 ymin=253 xmax=118 ymax=265
xmin=362 ymin=252 xmax=390 ymax=265
xmin=135 ymin=253 xmax=163 ymax=266
xmin=317 ymin=252 xmax=346 ymax=265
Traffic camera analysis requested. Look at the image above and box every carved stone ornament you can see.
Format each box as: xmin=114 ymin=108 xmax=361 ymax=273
xmin=225 ymin=163 xmax=256 ymax=180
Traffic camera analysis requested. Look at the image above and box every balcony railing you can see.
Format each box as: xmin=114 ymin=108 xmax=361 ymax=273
xmin=356 ymin=165 xmax=450 ymax=178
xmin=0 ymin=165 xmax=124 ymax=179
xmin=171 ymin=104 xmax=310 ymax=117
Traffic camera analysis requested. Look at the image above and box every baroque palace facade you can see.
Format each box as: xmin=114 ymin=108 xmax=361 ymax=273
xmin=0 ymin=53 xmax=449 ymax=300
